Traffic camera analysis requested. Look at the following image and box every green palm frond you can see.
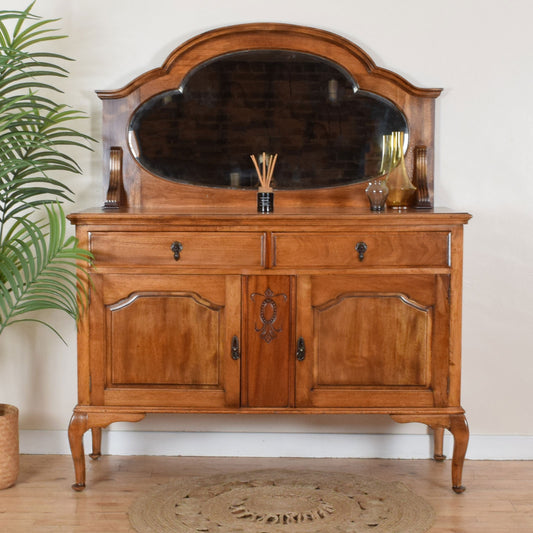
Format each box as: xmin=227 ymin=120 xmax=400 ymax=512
xmin=0 ymin=204 xmax=92 ymax=341
xmin=0 ymin=4 xmax=94 ymax=231
xmin=0 ymin=2 xmax=95 ymax=339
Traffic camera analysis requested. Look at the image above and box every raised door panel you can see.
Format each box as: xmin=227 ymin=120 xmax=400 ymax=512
xmin=296 ymin=274 xmax=450 ymax=408
xmin=109 ymin=294 xmax=221 ymax=386
xmin=91 ymin=274 xmax=241 ymax=408
xmin=315 ymin=294 xmax=431 ymax=387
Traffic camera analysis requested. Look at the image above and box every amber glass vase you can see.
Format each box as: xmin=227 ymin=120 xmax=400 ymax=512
xmin=386 ymin=131 xmax=416 ymax=209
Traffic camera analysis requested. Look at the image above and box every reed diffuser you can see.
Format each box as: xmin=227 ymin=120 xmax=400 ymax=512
xmin=251 ymin=152 xmax=278 ymax=213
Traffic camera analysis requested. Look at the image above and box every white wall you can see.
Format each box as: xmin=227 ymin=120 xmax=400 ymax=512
xmin=1 ymin=0 xmax=532 ymax=458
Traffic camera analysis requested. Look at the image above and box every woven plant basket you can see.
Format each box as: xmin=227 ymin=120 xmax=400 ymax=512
xmin=0 ymin=404 xmax=19 ymax=489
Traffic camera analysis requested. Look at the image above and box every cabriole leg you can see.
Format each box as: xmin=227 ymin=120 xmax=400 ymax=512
xmin=390 ymin=412 xmax=469 ymax=493
xmin=68 ymin=412 xmax=88 ymax=491
xmin=68 ymin=410 xmax=146 ymax=490
xmin=449 ymin=414 xmax=469 ymax=493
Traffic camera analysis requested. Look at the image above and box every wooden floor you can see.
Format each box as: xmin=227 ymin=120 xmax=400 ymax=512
xmin=0 ymin=455 xmax=531 ymax=532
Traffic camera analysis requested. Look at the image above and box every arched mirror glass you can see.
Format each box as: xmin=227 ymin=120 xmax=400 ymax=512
xmin=128 ymin=50 xmax=408 ymax=189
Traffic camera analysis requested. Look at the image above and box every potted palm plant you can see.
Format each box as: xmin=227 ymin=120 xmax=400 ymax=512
xmin=0 ymin=2 xmax=93 ymax=488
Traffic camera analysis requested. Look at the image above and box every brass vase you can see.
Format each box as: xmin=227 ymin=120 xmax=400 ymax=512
xmin=386 ymin=131 xmax=416 ymax=209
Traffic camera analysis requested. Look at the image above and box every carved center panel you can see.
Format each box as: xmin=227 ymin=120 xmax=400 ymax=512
xmin=250 ymin=288 xmax=288 ymax=343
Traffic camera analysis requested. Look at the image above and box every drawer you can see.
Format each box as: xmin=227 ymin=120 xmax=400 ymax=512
xmin=272 ymin=232 xmax=449 ymax=268
xmin=89 ymin=231 xmax=265 ymax=267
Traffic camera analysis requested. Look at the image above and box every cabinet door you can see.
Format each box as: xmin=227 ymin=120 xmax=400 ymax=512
xmin=242 ymin=275 xmax=294 ymax=408
xmin=89 ymin=274 xmax=241 ymax=408
xmin=295 ymin=274 xmax=450 ymax=408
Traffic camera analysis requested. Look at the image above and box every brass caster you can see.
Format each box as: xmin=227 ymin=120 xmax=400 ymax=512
xmin=434 ymin=453 xmax=446 ymax=462
xmin=72 ymin=482 xmax=86 ymax=492
xmin=452 ymin=485 xmax=466 ymax=494
xmin=89 ymin=452 xmax=101 ymax=460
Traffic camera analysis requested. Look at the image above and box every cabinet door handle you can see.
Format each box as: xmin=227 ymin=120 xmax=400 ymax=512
xmin=355 ymin=241 xmax=367 ymax=261
xmin=296 ymin=337 xmax=306 ymax=361
xmin=170 ymin=241 xmax=183 ymax=261
xmin=231 ymin=335 xmax=240 ymax=360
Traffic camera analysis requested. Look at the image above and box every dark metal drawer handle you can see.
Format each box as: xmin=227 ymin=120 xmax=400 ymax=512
xmin=296 ymin=337 xmax=306 ymax=361
xmin=355 ymin=241 xmax=367 ymax=261
xmin=231 ymin=335 xmax=240 ymax=360
xmin=170 ymin=241 xmax=183 ymax=261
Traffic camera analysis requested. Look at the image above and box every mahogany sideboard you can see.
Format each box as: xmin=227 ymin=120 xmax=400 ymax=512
xmin=68 ymin=23 xmax=471 ymax=492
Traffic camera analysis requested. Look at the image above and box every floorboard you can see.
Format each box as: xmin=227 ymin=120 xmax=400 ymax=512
xmin=0 ymin=456 xmax=531 ymax=532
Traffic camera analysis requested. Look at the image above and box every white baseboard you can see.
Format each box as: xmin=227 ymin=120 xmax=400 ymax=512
xmin=19 ymin=430 xmax=533 ymax=460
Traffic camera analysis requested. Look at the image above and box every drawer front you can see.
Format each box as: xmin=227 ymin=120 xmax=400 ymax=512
xmin=272 ymin=232 xmax=449 ymax=268
xmin=90 ymin=231 xmax=265 ymax=267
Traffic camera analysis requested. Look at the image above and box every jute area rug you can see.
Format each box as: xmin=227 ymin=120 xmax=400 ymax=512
xmin=129 ymin=469 xmax=435 ymax=532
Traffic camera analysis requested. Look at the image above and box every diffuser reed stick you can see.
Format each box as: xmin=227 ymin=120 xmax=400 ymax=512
xmin=250 ymin=152 xmax=278 ymax=192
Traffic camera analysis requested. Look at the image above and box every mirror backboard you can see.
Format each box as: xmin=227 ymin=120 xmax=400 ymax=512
xmin=97 ymin=23 xmax=441 ymax=209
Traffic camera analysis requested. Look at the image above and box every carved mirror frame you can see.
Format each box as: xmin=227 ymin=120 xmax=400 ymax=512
xmin=98 ymin=23 xmax=441 ymax=210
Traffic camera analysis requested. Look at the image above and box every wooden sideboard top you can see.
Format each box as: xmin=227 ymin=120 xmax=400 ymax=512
xmin=69 ymin=206 xmax=472 ymax=227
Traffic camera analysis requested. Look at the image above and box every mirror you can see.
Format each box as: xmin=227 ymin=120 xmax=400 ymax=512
xmin=128 ymin=50 xmax=408 ymax=190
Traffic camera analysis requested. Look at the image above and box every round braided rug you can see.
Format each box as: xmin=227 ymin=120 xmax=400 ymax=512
xmin=129 ymin=469 xmax=434 ymax=532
